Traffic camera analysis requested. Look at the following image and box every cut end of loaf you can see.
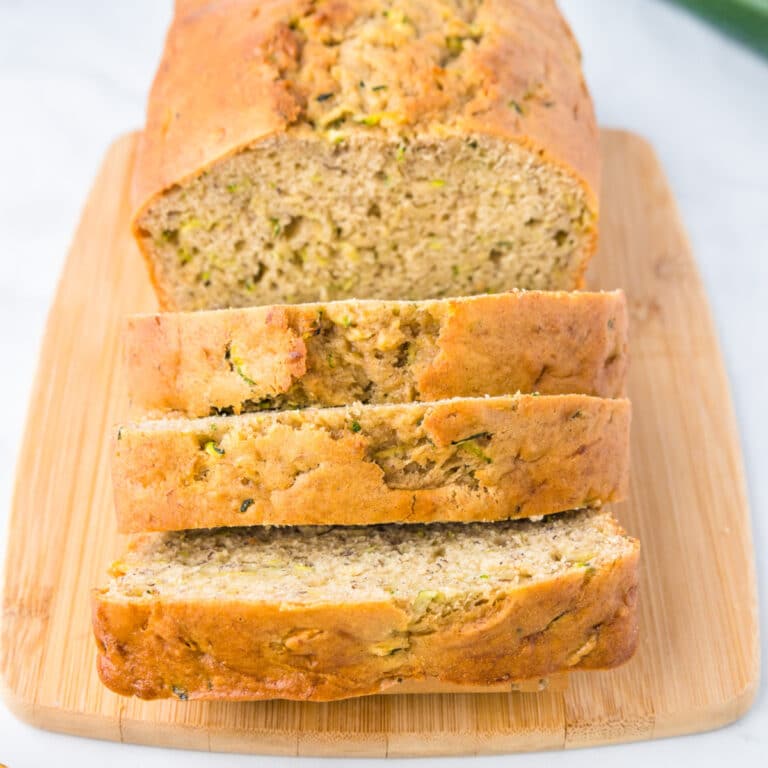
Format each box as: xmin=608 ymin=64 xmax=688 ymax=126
xmin=136 ymin=131 xmax=596 ymax=310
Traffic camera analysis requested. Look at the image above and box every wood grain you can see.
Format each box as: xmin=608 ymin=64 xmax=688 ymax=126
xmin=0 ymin=130 xmax=759 ymax=756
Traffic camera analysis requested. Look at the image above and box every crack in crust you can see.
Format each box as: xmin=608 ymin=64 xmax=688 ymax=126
xmin=261 ymin=0 xmax=490 ymax=132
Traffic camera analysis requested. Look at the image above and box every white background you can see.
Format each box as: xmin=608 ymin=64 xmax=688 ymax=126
xmin=0 ymin=1 xmax=765 ymax=765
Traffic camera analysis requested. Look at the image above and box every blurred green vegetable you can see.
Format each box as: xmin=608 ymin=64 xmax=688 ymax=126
xmin=668 ymin=0 xmax=768 ymax=57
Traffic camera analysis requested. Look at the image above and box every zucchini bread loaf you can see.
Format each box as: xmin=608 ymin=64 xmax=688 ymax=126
xmin=132 ymin=0 xmax=600 ymax=310
xmin=125 ymin=290 xmax=628 ymax=417
xmin=93 ymin=509 xmax=639 ymax=701
xmin=113 ymin=393 xmax=630 ymax=532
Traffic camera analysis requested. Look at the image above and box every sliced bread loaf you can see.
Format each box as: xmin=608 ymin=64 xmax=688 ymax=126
xmin=125 ymin=290 xmax=628 ymax=417
xmin=132 ymin=0 xmax=599 ymax=310
xmin=113 ymin=394 xmax=630 ymax=532
xmin=93 ymin=509 xmax=639 ymax=702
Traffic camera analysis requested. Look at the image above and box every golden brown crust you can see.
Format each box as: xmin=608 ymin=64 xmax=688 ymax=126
xmin=131 ymin=0 xmax=600 ymax=299
xmin=92 ymin=537 xmax=638 ymax=702
xmin=417 ymin=291 xmax=625 ymax=401
xmin=124 ymin=290 xmax=628 ymax=417
xmin=112 ymin=394 xmax=630 ymax=532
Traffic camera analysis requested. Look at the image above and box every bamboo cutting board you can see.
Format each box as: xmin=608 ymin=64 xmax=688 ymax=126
xmin=0 ymin=130 xmax=759 ymax=756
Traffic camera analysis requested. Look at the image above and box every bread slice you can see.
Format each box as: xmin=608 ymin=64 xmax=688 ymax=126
xmin=132 ymin=0 xmax=599 ymax=310
xmin=125 ymin=290 xmax=628 ymax=418
xmin=92 ymin=509 xmax=639 ymax=702
xmin=113 ymin=394 xmax=630 ymax=532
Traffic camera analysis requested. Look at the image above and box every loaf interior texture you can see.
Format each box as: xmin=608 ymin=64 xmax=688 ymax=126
xmin=125 ymin=290 xmax=628 ymax=417
xmin=93 ymin=509 xmax=639 ymax=701
xmin=132 ymin=0 xmax=600 ymax=310
xmin=138 ymin=133 xmax=595 ymax=309
xmin=113 ymin=394 xmax=630 ymax=532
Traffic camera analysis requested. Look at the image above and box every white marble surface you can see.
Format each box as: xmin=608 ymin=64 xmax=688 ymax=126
xmin=0 ymin=1 xmax=765 ymax=765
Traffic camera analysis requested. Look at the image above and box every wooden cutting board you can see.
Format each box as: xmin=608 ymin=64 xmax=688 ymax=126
xmin=0 ymin=130 xmax=759 ymax=757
